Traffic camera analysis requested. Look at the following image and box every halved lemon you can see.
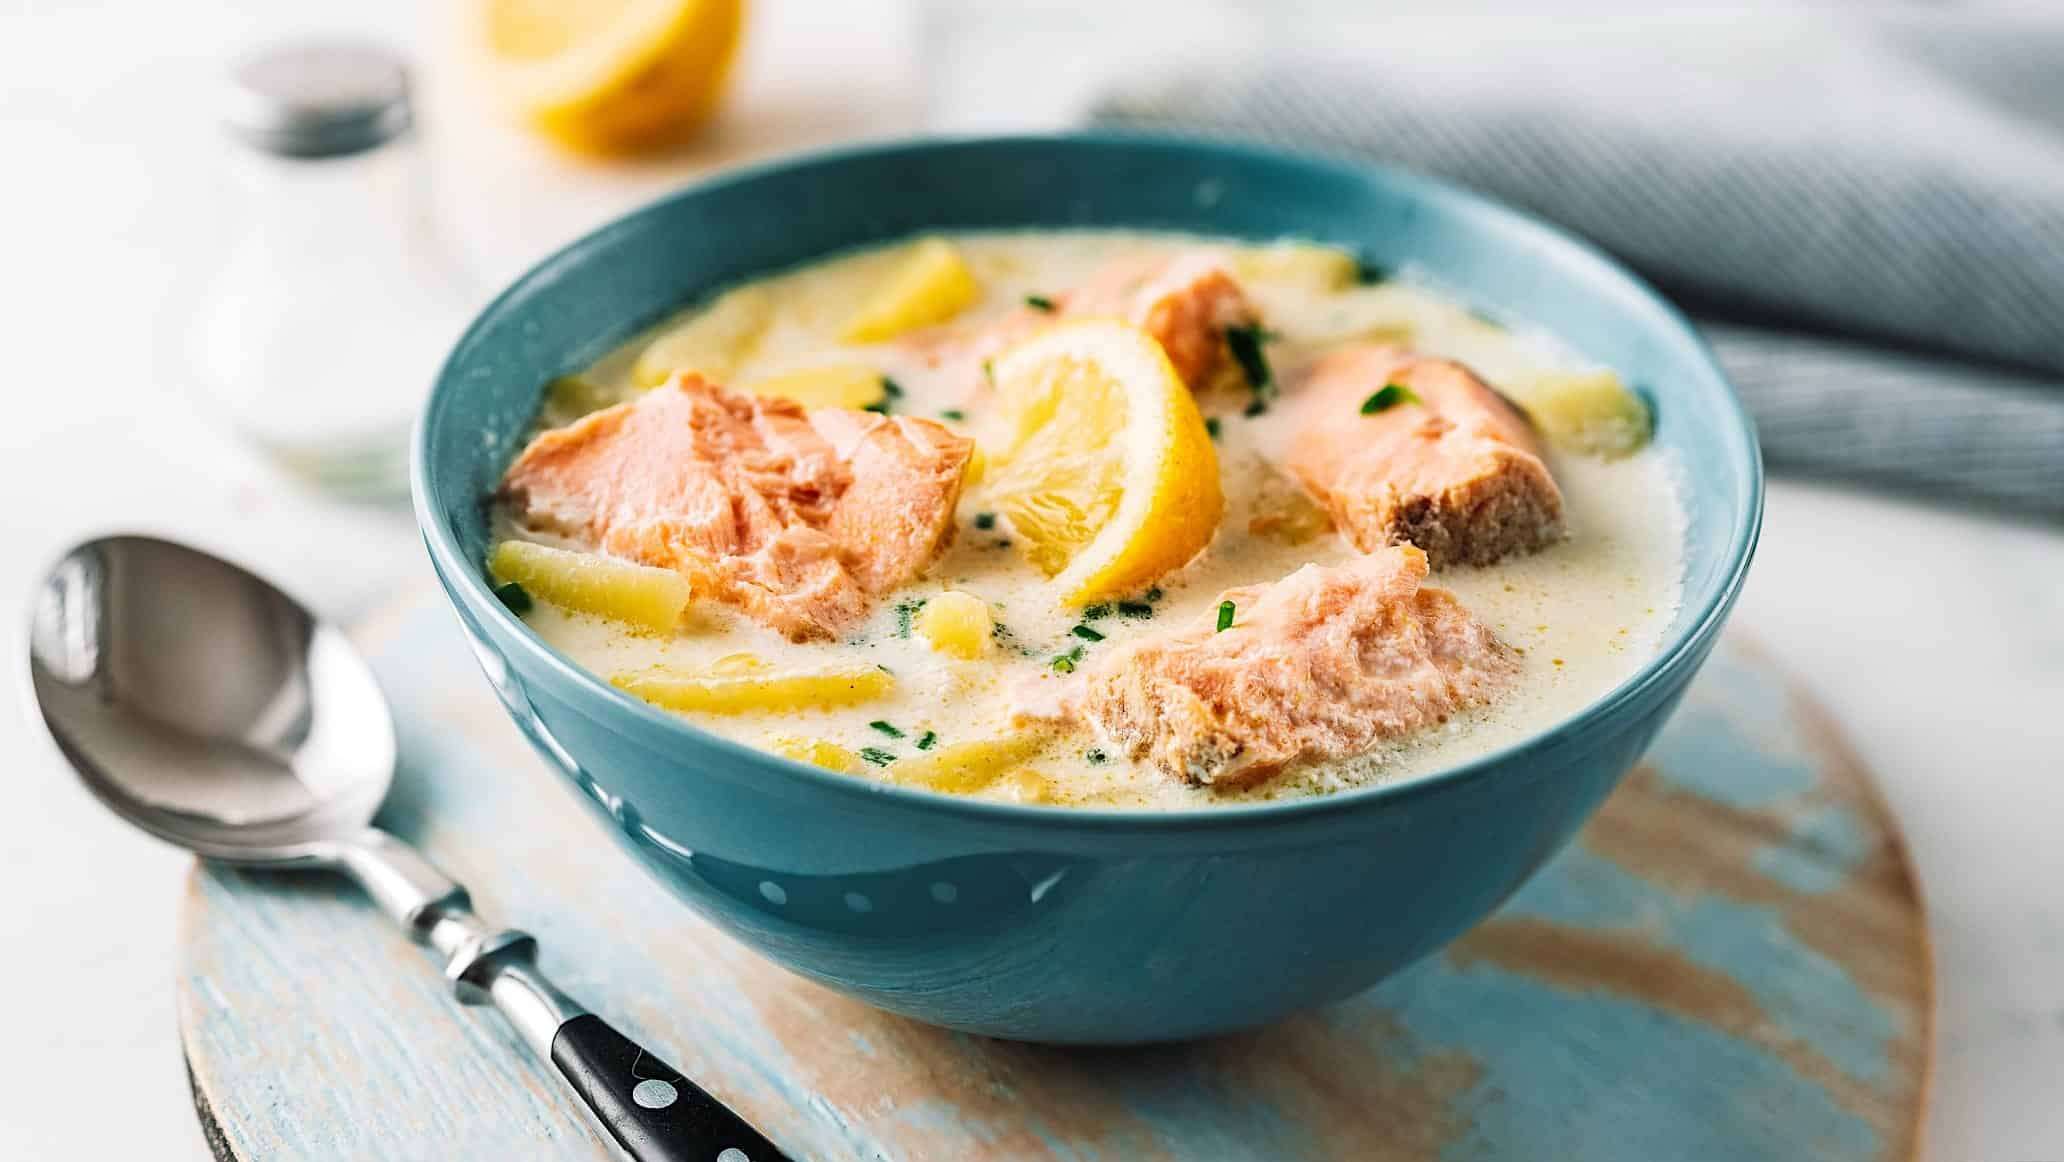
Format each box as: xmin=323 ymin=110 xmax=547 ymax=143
xmin=984 ymin=319 xmax=1223 ymax=605
xmin=478 ymin=0 xmax=744 ymax=155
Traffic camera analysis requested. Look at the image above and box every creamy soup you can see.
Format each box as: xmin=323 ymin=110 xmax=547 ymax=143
xmin=491 ymin=230 xmax=1683 ymax=809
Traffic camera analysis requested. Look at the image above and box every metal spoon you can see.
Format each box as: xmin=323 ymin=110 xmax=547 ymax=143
xmin=25 ymin=534 xmax=791 ymax=1162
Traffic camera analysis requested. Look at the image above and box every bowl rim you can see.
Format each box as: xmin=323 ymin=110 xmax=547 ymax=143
xmin=414 ymin=130 xmax=1764 ymax=834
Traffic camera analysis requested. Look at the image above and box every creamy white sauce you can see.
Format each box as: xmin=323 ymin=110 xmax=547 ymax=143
xmin=505 ymin=230 xmax=1685 ymax=809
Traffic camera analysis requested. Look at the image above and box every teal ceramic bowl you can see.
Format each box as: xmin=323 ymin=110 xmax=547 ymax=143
xmin=414 ymin=134 xmax=1761 ymax=1044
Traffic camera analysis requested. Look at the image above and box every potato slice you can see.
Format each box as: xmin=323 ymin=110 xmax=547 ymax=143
xmin=744 ymin=363 xmax=888 ymax=410
xmin=841 ymin=237 xmax=981 ymax=343
xmin=489 ymin=541 xmax=691 ymax=633
xmin=885 ymin=732 xmax=1051 ymax=794
xmin=914 ymin=591 xmax=993 ymax=659
xmin=1232 ymin=241 xmax=1360 ymax=293
xmin=1508 ymin=369 xmax=1653 ymax=458
xmin=633 ymin=284 xmax=776 ymax=387
xmin=612 ymin=665 xmax=894 ymax=714
xmin=763 ymin=734 xmax=866 ymax=773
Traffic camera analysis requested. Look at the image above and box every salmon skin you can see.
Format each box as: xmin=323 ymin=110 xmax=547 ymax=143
xmin=499 ymin=374 xmax=973 ymax=641
xmin=1288 ymin=345 xmax=1564 ymax=568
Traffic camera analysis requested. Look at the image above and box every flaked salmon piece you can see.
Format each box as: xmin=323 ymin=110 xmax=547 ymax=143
xmin=1288 ymin=345 xmax=1564 ymax=568
xmin=1058 ymin=251 xmax=1259 ymax=387
xmin=499 ymin=374 xmax=973 ymax=641
xmin=907 ymin=250 xmax=1260 ymax=394
xmin=1059 ymin=546 xmax=1518 ymax=789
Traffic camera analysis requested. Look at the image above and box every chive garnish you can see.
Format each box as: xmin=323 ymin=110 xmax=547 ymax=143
xmin=1243 ymin=399 xmax=1268 ymax=418
xmin=940 ymin=408 xmax=966 ymax=421
xmin=1216 ymin=600 xmax=1236 ymax=632
xmin=1083 ymin=603 xmax=1112 ymax=620
xmin=917 ymin=730 xmax=938 ymax=750
xmin=1225 ymin=323 xmax=1275 ymax=395
xmin=493 ymin=581 xmax=533 ymax=615
xmin=1356 ymin=259 xmax=1391 ymax=285
xmin=1072 ymin=625 xmax=1105 ymax=642
xmin=1050 ymin=644 xmax=1085 ymax=673
xmin=1117 ymin=600 xmax=1154 ymax=619
xmin=1145 ymin=587 xmax=1164 ymax=602
xmin=1025 ymin=294 xmax=1057 ymax=312
xmin=1086 ymin=749 xmax=1108 ymax=765
xmin=973 ymin=512 xmax=996 ymax=530
xmin=869 ymin=720 xmax=905 ymax=739
xmin=1205 ymin=416 xmax=1222 ymax=440
xmin=1360 ymin=383 xmax=1422 ymax=414
xmin=865 ymin=400 xmax=891 ymax=415
xmin=881 ymin=376 xmax=905 ymax=398
xmin=893 ymin=598 xmax=924 ymax=639
xmin=859 ymin=747 xmax=897 ymax=766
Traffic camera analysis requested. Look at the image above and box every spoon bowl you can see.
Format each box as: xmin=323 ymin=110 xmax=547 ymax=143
xmin=28 ymin=534 xmax=392 ymax=863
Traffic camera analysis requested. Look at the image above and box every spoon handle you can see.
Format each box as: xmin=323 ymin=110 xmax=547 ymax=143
xmin=335 ymin=830 xmax=794 ymax=1162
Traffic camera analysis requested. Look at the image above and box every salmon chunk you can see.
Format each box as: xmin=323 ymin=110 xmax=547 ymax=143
xmin=1288 ymin=345 xmax=1564 ymax=568
xmin=1070 ymin=546 xmax=1518 ymax=788
xmin=1060 ymin=251 xmax=1259 ymax=386
xmin=915 ymin=251 xmax=1260 ymax=392
xmin=499 ymin=375 xmax=973 ymax=640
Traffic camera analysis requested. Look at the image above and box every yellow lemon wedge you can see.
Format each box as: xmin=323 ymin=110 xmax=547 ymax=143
xmin=478 ymin=0 xmax=744 ymax=155
xmin=983 ymin=319 xmax=1223 ymax=605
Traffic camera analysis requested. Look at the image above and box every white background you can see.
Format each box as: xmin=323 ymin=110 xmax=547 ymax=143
xmin=2 ymin=2 xmax=2059 ymax=1158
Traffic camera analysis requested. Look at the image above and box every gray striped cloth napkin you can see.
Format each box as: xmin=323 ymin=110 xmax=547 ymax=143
xmin=1092 ymin=10 xmax=2064 ymax=517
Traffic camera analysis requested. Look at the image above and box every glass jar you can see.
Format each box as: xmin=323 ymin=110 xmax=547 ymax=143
xmin=189 ymin=39 xmax=474 ymax=499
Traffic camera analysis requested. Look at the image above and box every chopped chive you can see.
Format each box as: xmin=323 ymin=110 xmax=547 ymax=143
xmin=1083 ymin=603 xmax=1112 ymax=620
xmin=940 ymin=408 xmax=966 ymax=421
xmin=1205 ymin=416 xmax=1222 ymax=440
xmin=1225 ymin=323 xmax=1274 ymax=395
xmin=1360 ymin=383 xmax=1422 ymax=414
xmin=1050 ymin=644 xmax=1085 ymax=673
xmin=1072 ymin=625 xmax=1105 ymax=642
xmin=865 ymin=400 xmax=892 ymax=414
xmin=859 ymin=746 xmax=897 ymax=766
xmin=1025 ymin=294 xmax=1057 ymax=312
xmin=1216 ymin=600 xmax=1236 ymax=632
xmin=916 ymin=730 xmax=938 ymax=750
xmin=973 ymin=512 xmax=997 ymax=530
xmin=493 ymin=581 xmax=533 ymax=615
xmin=1085 ymin=749 xmax=1108 ymax=765
xmin=881 ymin=376 xmax=905 ymax=398
xmin=1117 ymin=600 xmax=1154 ymax=619
xmin=1355 ymin=259 xmax=1391 ymax=285
xmin=1242 ymin=399 xmax=1268 ymax=418
xmin=1145 ymin=587 xmax=1164 ymax=602
xmin=869 ymin=720 xmax=905 ymax=739
xmin=893 ymin=598 xmax=925 ymax=639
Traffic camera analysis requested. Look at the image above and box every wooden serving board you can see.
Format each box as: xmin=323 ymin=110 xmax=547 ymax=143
xmin=179 ymin=598 xmax=1930 ymax=1161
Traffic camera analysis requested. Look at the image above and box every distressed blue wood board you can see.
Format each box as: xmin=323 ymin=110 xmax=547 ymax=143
xmin=178 ymin=599 xmax=1930 ymax=1161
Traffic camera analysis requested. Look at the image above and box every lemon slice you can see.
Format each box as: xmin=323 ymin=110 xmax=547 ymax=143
xmin=479 ymin=0 xmax=744 ymax=155
xmin=984 ymin=319 xmax=1223 ymax=605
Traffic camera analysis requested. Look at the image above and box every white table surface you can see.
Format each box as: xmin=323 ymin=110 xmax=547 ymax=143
xmin=2 ymin=2 xmax=2058 ymax=1158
